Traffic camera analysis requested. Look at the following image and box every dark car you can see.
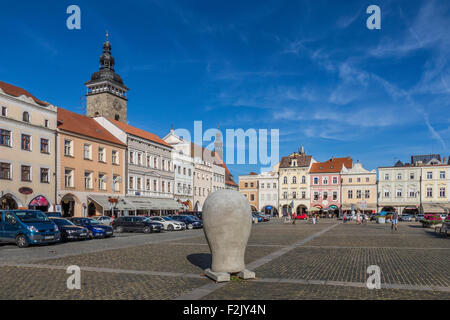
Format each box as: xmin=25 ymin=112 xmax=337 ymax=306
xmin=112 ymin=216 xmax=163 ymax=233
xmin=255 ymin=213 xmax=269 ymax=222
xmin=181 ymin=211 xmax=203 ymax=220
xmin=169 ymin=215 xmax=203 ymax=230
xmin=45 ymin=212 xmax=63 ymax=218
xmin=49 ymin=217 xmax=89 ymax=241
xmin=69 ymin=217 xmax=114 ymax=239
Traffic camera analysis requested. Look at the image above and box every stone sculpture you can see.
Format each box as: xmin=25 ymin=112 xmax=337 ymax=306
xmin=202 ymin=189 xmax=256 ymax=282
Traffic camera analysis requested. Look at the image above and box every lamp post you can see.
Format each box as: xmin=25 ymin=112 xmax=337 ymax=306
xmin=108 ymin=197 xmax=118 ymax=218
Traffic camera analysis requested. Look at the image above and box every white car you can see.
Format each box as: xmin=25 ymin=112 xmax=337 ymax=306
xmin=93 ymin=216 xmax=114 ymax=226
xmin=150 ymin=216 xmax=185 ymax=231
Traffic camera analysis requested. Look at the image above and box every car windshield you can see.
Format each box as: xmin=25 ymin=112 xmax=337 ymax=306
xmin=163 ymin=217 xmax=174 ymax=221
xmin=86 ymin=219 xmax=102 ymax=225
xmin=52 ymin=218 xmax=75 ymax=226
xmin=15 ymin=211 xmax=49 ymax=223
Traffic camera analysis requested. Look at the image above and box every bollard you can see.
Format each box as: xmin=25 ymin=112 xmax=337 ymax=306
xmin=202 ymin=190 xmax=256 ymax=282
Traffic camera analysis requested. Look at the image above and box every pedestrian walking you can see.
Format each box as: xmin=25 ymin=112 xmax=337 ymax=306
xmin=343 ymin=212 xmax=347 ymax=223
xmin=312 ymin=214 xmax=316 ymax=225
xmin=356 ymin=212 xmax=361 ymax=225
xmin=292 ymin=212 xmax=297 ymax=225
xmin=391 ymin=211 xmax=399 ymax=231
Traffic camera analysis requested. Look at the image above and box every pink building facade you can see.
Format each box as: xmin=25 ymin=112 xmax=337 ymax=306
xmin=309 ymin=157 xmax=353 ymax=214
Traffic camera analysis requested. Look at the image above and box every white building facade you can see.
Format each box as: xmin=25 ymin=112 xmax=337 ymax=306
xmin=257 ymin=171 xmax=279 ymax=217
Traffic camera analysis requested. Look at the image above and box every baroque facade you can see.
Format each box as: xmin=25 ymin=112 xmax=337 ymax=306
xmin=0 ymin=81 xmax=57 ymax=212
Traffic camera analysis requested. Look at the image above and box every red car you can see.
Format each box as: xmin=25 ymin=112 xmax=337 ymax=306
xmin=295 ymin=213 xmax=308 ymax=220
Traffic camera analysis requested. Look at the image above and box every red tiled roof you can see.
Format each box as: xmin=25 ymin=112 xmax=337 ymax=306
xmin=57 ymin=108 xmax=126 ymax=146
xmin=279 ymin=153 xmax=312 ymax=168
xmin=310 ymin=157 xmax=353 ymax=173
xmin=107 ymin=118 xmax=172 ymax=148
xmin=0 ymin=80 xmax=49 ymax=106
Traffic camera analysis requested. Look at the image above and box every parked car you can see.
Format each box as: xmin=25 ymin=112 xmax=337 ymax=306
xmin=400 ymin=214 xmax=412 ymax=222
xmin=295 ymin=213 xmax=308 ymax=220
xmin=45 ymin=212 xmax=62 ymax=218
xmin=69 ymin=217 xmax=114 ymax=239
xmin=254 ymin=213 xmax=269 ymax=222
xmin=148 ymin=216 xmax=186 ymax=231
xmin=182 ymin=211 xmax=203 ymax=220
xmin=256 ymin=212 xmax=271 ymax=221
xmin=416 ymin=214 xmax=424 ymax=221
xmin=0 ymin=210 xmax=61 ymax=248
xmin=49 ymin=217 xmax=89 ymax=241
xmin=169 ymin=215 xmax=203 ymax=230
xmin=93 ymin=216 xmax=114 ymax=226
xmin=252 ymin=213 xmax=263 ymax=223
xmin=112 ymin=216 xmax=163 ymax=233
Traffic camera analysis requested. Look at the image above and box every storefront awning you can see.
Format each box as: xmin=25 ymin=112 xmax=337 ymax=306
xmin=126 ymin=197 xmax=183 ymax=211
xmin=88 ymin=195 xmax=136 ymax=211
xmin=422 ymin=203 xmax=449 ymax=213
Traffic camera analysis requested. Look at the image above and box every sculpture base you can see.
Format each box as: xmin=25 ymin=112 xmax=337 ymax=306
xmin=237 ymin=269 xmax=256 ymax=280
xmin=204 ymin=269 xmax=230 ymax=282
xmin=204 ymin=268 xmax=256 ymax=282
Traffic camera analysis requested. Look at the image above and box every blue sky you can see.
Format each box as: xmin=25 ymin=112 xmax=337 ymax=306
xmin=1 ymin=0 xmax=449 ymax=177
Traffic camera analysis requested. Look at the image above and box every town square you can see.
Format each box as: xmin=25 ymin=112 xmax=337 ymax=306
xmin=0 ymin=0 xmax=449 ymax=307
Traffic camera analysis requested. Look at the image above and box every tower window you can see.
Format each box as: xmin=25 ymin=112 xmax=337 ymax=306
xmin=115 ymin=114 xmax=120 ymax=121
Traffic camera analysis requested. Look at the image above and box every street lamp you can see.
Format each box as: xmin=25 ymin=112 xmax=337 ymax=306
xmin=108 ymin=197 xmax=118 ymax=218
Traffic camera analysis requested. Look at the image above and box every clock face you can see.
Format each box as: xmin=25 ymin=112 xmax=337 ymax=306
xmin=113 ymin=99 xmax=121 ymax=111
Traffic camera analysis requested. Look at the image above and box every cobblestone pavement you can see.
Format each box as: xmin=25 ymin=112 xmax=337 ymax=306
xmin=2 ymin=218 xmax=449 ymax=299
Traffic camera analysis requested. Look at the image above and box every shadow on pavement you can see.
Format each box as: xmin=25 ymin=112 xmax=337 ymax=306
xmin=187 ymin=253 xmax=211 ymax=270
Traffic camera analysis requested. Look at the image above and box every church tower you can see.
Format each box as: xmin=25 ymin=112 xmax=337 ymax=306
xmin=214 ymin=124 xmax=223 ymax=160
xmin=85 ymin=33 xmax=129 ymax=123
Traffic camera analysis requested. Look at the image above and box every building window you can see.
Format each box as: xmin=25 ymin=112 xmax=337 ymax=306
xmin=384 ymin=174 xmax=389 ymax=181
xmin=313 ymin=177 xmax=319 ymax=185
xmin=40 ymin=168 xmax=49 ymax=183
xmin=365 ymin=190 xmax=370 ymax=199
xmin=292 ymin=176 xmax=297 ymax=184
xmin=349 ymin=178 xmax=353 ymax=183
xmin=384 ymin=189 xmax=390 ymax=198
xmin=283 ymin=177 xmax=288 ymax=184
xmin=138 ymin=153 xmax=142 ymax=165
xmin=323 ymin=177 xmax=328 ymax=185
xmin=137 ymin=178 xmax=142 ymax=190
xmin=129 ymin=151 xmax=134 ymax=164
xmin=83 ymin=144 xmax=91 ymax=160
xmin=153 ymin=180 xmax=157 ymax=191
xmin=44 ymin=119 xmax=49 ymax=128
xmin=64 ymin=140 xmax=73 ymax=156
xmin=302 ymin=176 xmax=306 ymax=184
xmin=323 ymin=191 xmax=328 ymax=199
xmin=154 ymin=157 xmax=158 ymax=168
xmin=0 ymin=162 xmax=11 ymax=180
xmin=427 ymin=172 xmax=433 ymax=179
xmin=426 ymin=187 xmax=433 ymax=198
xmin=314 ymin=192 xmax=319 ymax=201
xmin=261 ymin=183 xmax=264 ymax=189
xmin=409 ymin=189 xmax=415 ymax=197
xmin=273 ymin=183 xmax=276 ymax=188
xmin=98 ymin=147 xmax=106 ymax=163
xmin=188 ymin=169 xmax=192 ymax=176
xmin=64 ymin=169 xmax=73 ymax=188
xmin=21 ymin=165 xmax=31 ymax=182
xmin=168 ymin=182 xmax=171 ymax=193
xmin=302 ymin=191 xmax=306 ymax=199
xmin=440 ymin=171 xmax=445 ymax=179
xmin=397 ymin=173 xmax=402 ymax=180
xmin=348 ymin=190 xmax=353 ymax=199
xmin=22 ymin=111 xmax=30 ymax=122
xmin=0 ymin=129 xmax=11 ymax=146
xmin=356 ymin=190 xmax=362 ymax=199
xmin=396 ymin=189 xmax=402 ymax=197
xmin=250 ymin=182 xmax=254 ymax=188
xmin=112 ymin=150 xmax=119 ymax=165
xmin=439 ymin=187 xmax=446 ymax=198
xmin=21 ymin=134 xmax=31 ymax=151
xmin=332 ymin=177 xmax=338 ymax=184
xmin=84 ymin=172 xmax=92 ymax=189
xmin=333 ymin=191 xmax=337 ymax=201
xmin=161 ymin=181 xmax=165 ymax=193
xmin=250 ymin=194 xmax=254 ymax=201
xmin=98 ymin=173 xmax=106 ymax=190
xmin=1 ymin=106 xmax=7 ymax=117
xmin=410 ymin=173 xmax=415 ymax=180
xmin=244 ymin=182 xmax=248 ymax=188
xmin=162 ymin=159 xmax=166 ymax=170
xmin=366 ymin=177 xmax=369 ymax=182
xmin=129 ymin=176 xmax=134 ymax=190
xmin=40 ymin=138 xmax=49 ymax=154
xmin=293 ymin=192 xmax=297 ymax=199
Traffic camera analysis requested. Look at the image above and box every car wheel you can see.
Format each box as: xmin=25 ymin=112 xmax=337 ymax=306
xmin=168 ymin=224 xmax=174 ymax=231
xmin=116 ymin=226 xmax=124 ymax=233
xmin=187 ymin=224 xmax=193 ymax=230
xmin=143 ymin=227 xmax=151 ymax=234
xmin=16 ymin=234 xmax=29 ymax=248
